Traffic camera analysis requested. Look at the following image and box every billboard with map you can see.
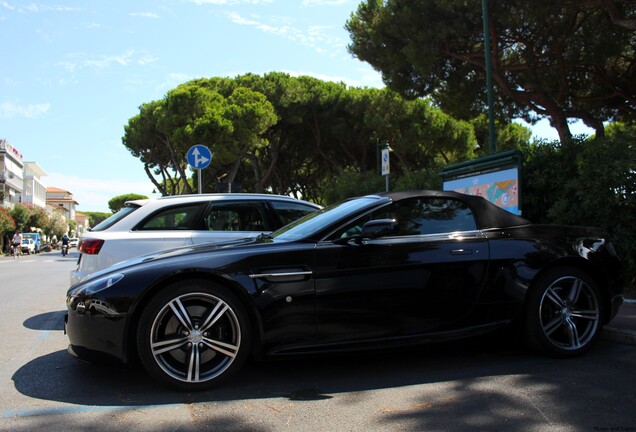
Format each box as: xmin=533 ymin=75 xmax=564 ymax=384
xmin=441 ymin=150 xmax=523 ymax=215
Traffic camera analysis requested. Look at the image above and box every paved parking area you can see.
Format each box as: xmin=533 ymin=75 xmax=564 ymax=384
xmin=2 ymin=254 xmax=635 ymax=432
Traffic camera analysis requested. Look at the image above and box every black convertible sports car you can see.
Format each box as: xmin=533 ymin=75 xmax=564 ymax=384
xmin=65 ymin=190 xmax=624 ymax=390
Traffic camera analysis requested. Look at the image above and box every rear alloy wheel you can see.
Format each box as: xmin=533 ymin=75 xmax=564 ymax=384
xmin=525 ymin=268 xmax=603 ymax=357
xmin=137 ymin=280 xmax=251 ymax=390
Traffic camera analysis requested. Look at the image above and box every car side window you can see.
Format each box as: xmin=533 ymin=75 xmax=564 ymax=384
xmin=137 ymin=203 xmax=207 ymax=230
xmin=204 ymin=202 xmax=269 ymax=232
xmin=269 ymin=201 xmax=318 ymax=227
xmin=394 ymin=198 xmax=477 ymax=235
xmin=333 ymin=197 xmax=476 ymax=239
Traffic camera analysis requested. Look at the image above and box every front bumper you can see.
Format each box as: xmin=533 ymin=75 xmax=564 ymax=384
xmin=65 ymin=310 xmax=130 ymax=364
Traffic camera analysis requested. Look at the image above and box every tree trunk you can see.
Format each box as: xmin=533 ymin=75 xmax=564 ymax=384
xmin=144 ymin=164 xmax=166 ymax=196
xmin=551 ymin=112 xmax=573 ymax=143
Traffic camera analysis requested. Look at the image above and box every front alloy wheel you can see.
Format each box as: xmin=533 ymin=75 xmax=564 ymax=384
xmin=526 ymin=268 xmax=603 ymax=357
xmin=138 ymin=280 xmax=250 ymax=390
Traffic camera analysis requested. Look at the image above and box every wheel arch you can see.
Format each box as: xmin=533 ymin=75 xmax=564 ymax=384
xmin=123 ymin=270 xmax=264 ymax=365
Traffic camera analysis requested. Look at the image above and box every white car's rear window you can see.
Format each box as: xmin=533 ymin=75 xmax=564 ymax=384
xmin=91 ymin=205 xmax=141 ymax=232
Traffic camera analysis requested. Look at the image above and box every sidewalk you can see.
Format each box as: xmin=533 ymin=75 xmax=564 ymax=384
xmin=602 ymin=299 xmax=636 ymax=346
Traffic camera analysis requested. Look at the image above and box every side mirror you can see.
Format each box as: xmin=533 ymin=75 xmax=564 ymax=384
xmin=360 ymin=219 xmax=399 ymax=240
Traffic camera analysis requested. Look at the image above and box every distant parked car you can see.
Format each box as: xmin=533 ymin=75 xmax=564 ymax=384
xmin=21 ymin=238 xmax=35 ymax=254
xmin=22 ymin=232 xmax=41 ymax=253
xmin=71 ymin=193 xmax=321 ymax=285
xmin=69 ymin=238 xmax=79 ymax=248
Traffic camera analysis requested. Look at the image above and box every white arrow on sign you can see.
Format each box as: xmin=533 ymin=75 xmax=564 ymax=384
xmin=192 ymin=147 xmax=210 ymax=168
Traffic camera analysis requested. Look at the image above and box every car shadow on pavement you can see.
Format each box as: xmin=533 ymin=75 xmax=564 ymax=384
xmin=23 ymin=310 xmax=66 ymax=331
xmin=11 ymin=331 xmax=568 ymax=407
xmin=10 ymin=341 xmax=636 ymax=432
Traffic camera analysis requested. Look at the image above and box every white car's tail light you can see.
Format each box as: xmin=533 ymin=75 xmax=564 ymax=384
xmin=79 ymin=239 xmax=105 ymax=255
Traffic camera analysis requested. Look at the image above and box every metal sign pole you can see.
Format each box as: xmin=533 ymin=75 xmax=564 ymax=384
xmin=198 ymin=169 xmax=202 ymax=194
xmin=381 ymin=147 xmax=391 ymax=192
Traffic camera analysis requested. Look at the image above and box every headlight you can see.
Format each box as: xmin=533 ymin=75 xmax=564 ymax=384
xmin=70 ymin=273 xmax=125 ymax=297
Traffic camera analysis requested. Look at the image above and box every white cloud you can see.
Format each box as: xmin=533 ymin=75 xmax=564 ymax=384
xmin=302 ymin=0 xmax=350 ymax=6
xmin=188 ymin=0 xmax=272 ymax=4
xmin=129 ymin=12 xmax=160 ymax=19
xmin=3 ymin=77 xmax=20 ymax=86
xmin=1 ymin=2 xmax=80 ymax=13
xmin=58 ymin=50 xmax=159 ymax=73
xmin=0 ymin=102 xmax=50 ymax=118
xmin=138 ymin=54 xmax=160 ymax=65
xmin=226 ymin=12 xmax=345 ymax=55
xmin=0 ymin=1 xmax=15 ymax=11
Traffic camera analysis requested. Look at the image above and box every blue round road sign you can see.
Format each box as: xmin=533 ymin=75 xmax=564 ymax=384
xmin=187 ymin=145 xmax=212 ymax=169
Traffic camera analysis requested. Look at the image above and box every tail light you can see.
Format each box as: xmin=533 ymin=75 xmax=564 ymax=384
xmin=78 ymin=239 xmax=105 ymax=255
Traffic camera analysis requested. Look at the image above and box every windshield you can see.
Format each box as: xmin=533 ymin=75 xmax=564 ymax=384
xmin=272 ymin=196 xmax=384 ymax=241
xmin=91 ymin=204 xmax=140 ymax=231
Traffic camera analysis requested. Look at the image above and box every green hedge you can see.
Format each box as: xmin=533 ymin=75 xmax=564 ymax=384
xmin=520 ymin=132 xmax=636 ymax=293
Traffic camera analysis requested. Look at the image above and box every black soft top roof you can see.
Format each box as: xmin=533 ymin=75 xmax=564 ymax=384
xmin=375 ymin=190 xmax=531 ymax=229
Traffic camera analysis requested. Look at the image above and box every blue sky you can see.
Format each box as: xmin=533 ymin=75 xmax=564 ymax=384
xmin=0 ymin=0 xmax=591 ymax=213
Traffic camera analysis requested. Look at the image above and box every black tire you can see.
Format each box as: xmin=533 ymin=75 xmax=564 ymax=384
xmin=525 ymin=267 xmax=603 ymax=357
xmin=136 ymin=279 xmax=251 ymax=390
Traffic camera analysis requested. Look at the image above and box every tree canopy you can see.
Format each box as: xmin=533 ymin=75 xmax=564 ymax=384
xmin=1 ymin=204 xmax=69 ymax=247
xmin=122 ymin=73 xmax=490 ymax=203
xmin=346 ymin=0 xmax=635 ymax=143
xmin=0 ymin=207 xmax=16 ymax=238
xmin=82 ymin=211 xmax=112 ymax=228
xmin=9 ymin=204 xmax=32 ymax=232
xmin=108 ymin=193 xmax=149 ymax=213
xmin=520 ymin=124 xmax=636 ymax=287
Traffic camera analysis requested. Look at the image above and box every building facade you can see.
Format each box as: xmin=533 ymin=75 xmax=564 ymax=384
xmin=0 ymin=139 xmax=25 ymax=209
xmin=22 ymin=162 xmax=48 ymax=208
xmin=75 ymin=212 xmax=90 ymax=237
xmin=46 ymin=187 xmax=79 ymax=222
xmin=1 ymin=139 xmax=81 ymax=245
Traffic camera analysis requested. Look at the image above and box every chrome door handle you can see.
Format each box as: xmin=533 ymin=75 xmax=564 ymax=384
xmin=451 ymin=249 xmax=473 ymax=255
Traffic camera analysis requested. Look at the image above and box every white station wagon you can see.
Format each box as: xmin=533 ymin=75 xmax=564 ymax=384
xmin=71 ymin=193 xmax=321 ymax=285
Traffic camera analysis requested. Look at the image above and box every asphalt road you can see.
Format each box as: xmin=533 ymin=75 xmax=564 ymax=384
xmin=1 ymin=251 xmax=635 ymax=432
